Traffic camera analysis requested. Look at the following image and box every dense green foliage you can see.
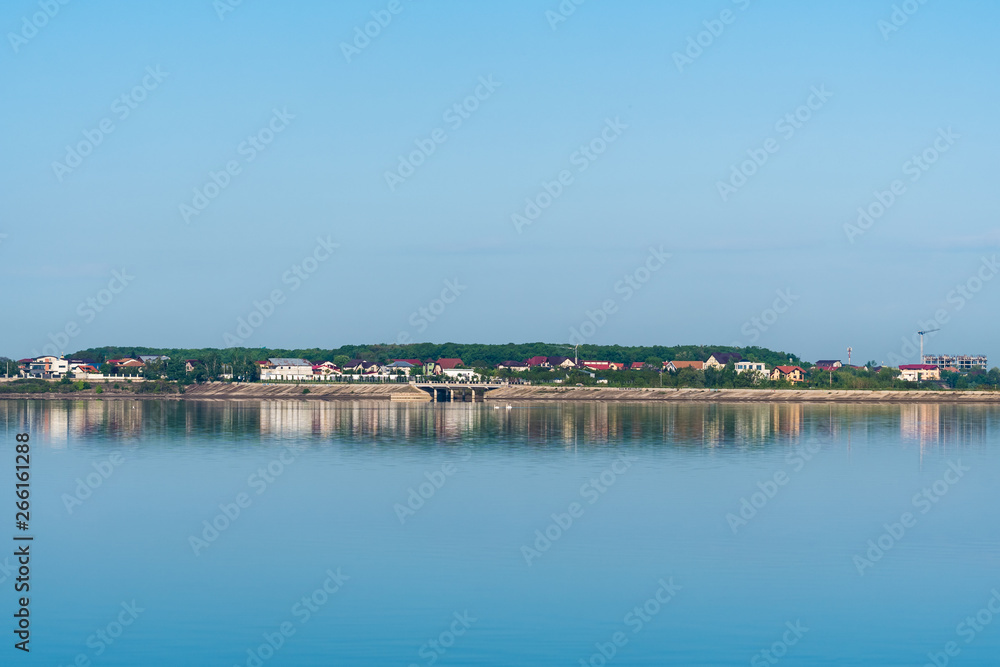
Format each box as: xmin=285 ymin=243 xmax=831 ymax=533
xmin=0 ymin=379 xmax=91 ymax=394
xmin=67 ymin=343 xmax=803 ymax=370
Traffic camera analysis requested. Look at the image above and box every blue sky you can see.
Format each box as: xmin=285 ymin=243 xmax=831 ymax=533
xmin=2 ymin=0 xmax=998 ymax=365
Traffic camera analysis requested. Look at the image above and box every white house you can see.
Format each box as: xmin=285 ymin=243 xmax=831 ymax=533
xmin=260 ymin=358 xmax=313 ymax=381
xmin=28 ymin=356 xmax=70 ymax=379
xmin=898 ymin=364 xmax=941 ymax=382
xmin=442 ymin=368 xmax=478 ymax=381
xmin=385 ymin=361 xmax=416 ymax=376
xmin=735 ymin=361 xmax=767 ymax=375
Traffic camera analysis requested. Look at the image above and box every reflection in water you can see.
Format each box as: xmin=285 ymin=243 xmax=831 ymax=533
xmin=1 ymin=399 xmax=996 ymax=450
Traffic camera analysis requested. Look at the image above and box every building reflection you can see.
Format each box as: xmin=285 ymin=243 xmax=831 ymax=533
xmin=0 ymin=399 xmax=995 ymax=451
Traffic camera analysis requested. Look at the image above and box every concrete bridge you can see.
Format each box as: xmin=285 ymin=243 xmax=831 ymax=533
xmin=412 ymin=382 xmax=508 ymax=402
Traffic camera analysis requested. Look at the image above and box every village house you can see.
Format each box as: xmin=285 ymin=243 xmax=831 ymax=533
xmin=547 ymin=356 xmax=577 ymax=369
xmin=259 ymin=358 xmax=313 ymax=381
xmin=432 ymin=358 xmax=464 ymax=374
xmin=705 ymin=352 xmax=743 ymax=369
xmin=735 ymin=361 xmax=767 ymax=375
xmin=898 ymin=364 xmax=941 ymax=382
xmin=582 ymin=361 xmax=609 ymax=371
xmin=138 ymin=355 xmax=171 ymax=364
xmin=28 ymin=356 xmax=70 ymax=379
xmin=496 ymin=360 xmax=531 ymax=372
xmin=770 ymin=366 xmax=806 ymax=383
xmin=342 ymin=359 xmax=383 ymax=374
xmin=312 ymin=361 xmax=342 ymax=378
xmin=107 ymin=358 xmax=146 ymax=375
xmin=664 ymin=360 xmax=704 ymax=372
xmin=71 ymin=362 xmax=100 ymax=375
xmin=525 ymin=356 xmax=551 ymax=368
xmin=384 ymin=360 xmax=416 ymax=376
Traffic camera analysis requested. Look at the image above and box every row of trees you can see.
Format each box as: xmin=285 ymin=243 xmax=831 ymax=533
xmin=65 ymin=344 xmax=803 ymax=371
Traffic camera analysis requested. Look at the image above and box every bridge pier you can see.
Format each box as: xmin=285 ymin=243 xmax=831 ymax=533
xmin=413 ymin=382 xmax=506 ymax=403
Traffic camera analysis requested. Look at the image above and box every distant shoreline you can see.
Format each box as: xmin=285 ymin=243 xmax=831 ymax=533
xmin=3 ymin=384 xmax=1000 ymax=404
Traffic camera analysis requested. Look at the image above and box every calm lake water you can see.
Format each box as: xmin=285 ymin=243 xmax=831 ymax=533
xmin=3 ymin=399 xmax=999 ymax=666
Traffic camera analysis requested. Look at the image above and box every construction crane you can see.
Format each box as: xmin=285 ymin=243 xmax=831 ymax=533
xmin=917 ymin=329 xmax=940 ymax=362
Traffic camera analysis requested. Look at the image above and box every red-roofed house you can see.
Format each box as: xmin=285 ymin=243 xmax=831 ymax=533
xmin=525 ymin=356 xmax=550 ymax=368
xmin=665 ymin=360 xmax=704 ymax=372
xmin=433 ymin=358 xmax=464 ymax=374
xmin=312 ymin=362 xmax=341 ymax=378
xmin=582 ymin=361 xmax=623 ymax=371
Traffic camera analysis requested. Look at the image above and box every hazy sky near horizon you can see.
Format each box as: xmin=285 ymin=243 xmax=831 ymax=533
xmin=2 ymin=1 xmax=998 ymax=364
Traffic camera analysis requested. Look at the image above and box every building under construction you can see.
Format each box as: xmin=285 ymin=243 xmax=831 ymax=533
xmin=922 ymin=354 xmax=988 ymax=371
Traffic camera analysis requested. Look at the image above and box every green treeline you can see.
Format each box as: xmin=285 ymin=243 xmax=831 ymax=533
xmin=65 ymin=343 xmax=803 ymax=369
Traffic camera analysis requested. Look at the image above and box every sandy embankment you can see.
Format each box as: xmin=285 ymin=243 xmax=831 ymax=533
xmin=483 ymin=386 xmax=1000 ymax=403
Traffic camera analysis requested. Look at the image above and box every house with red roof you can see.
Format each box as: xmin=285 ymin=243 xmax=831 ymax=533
xmin=432 ymin=358 xmax=464 ymax=374
xmin=312 ymin=361 xmax=341 ymax=378
xmin=582 ymin=361 xmax=623 ymax=371
xmin=665 ymin=360 xmax=705 ymax=372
